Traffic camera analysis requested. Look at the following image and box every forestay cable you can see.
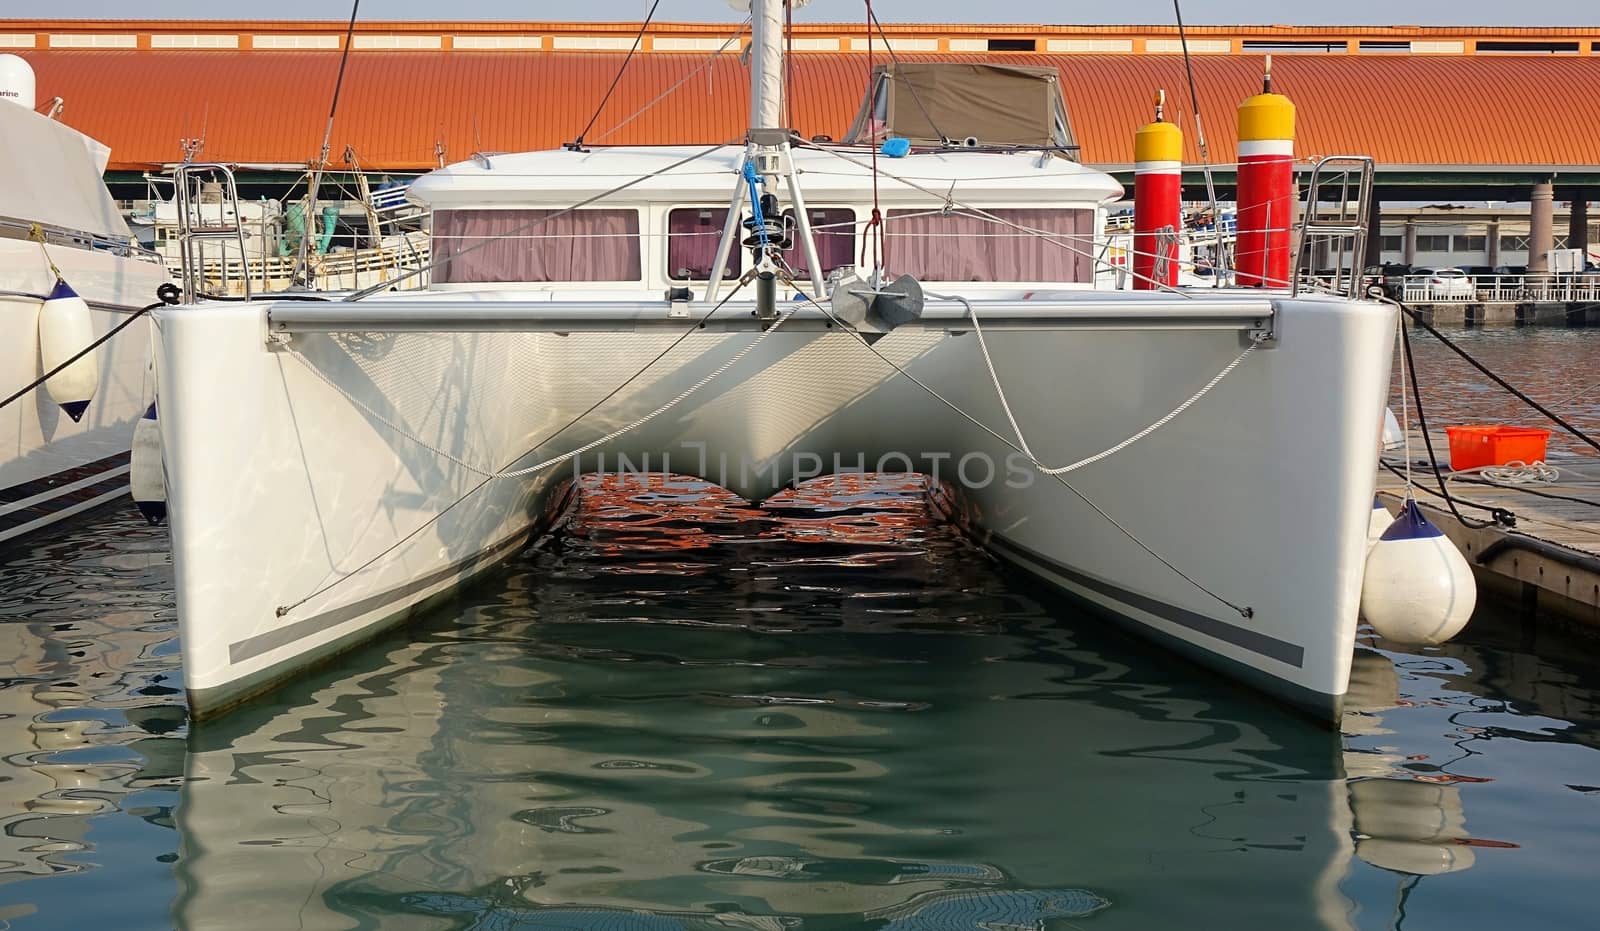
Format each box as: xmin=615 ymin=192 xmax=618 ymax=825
xmin=287 ymin=278 xmax=795 ymax=481
xmin=932 ymin=291 xmax=1259 ymax=475
xmin=782 ymin=274 xmax=1254 ymax=619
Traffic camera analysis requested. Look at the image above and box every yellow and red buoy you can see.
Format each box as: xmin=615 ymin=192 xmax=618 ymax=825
xmin=1133 ymin=91 xmax=1183 ymax=291
xmin=1234 ymin=58 xmax=1296 ymax=288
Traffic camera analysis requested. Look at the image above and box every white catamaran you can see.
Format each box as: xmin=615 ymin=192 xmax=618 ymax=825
xmin=152 ymin=4 xmax=1404 ymax=721
xmin=1 ymin=55 xmax=171 ymax=547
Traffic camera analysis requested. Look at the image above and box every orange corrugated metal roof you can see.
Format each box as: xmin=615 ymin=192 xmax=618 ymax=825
xmin=8 ymin=19 xmax=1597 ymax=36
xmin=19 ymin=49 xmax=1600 ymax=171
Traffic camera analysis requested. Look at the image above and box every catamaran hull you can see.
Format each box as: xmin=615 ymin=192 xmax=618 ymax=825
xmin=1 ymin=240 xmax=169 ymax=547
xmin=154 ymin=295 xmax=1394 ymax=720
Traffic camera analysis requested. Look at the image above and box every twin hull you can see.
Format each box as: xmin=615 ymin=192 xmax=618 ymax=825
xmin=153 ymin=295 xmax=1395 ymax=719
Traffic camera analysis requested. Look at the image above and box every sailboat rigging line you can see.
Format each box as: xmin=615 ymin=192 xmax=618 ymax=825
xmin=779 ymin=274 xmax=1254 ymax=619
xmin=1378 ymin=459 xmax=1512 ymax=524
xmin=342 ymin=142 xmax=736 ymax=301
xmin=933 ymin=291 xmax=1259 ymax=475
xmin=1172 ymin=0 xmax=1226 ymax=279
xmin=1395 ymin=306 xmax=1500 ymax=530
xmin=784 ymin=0 xmax=793 ymax=130
xmin=292 ymin=278 xmax=781 ymax=482
xmin=1386 ymin=298 xmax=1600 ymax=455
xmin=593 ymin=20 xmax=749 ymax=143
xmin=295 ymin=0 xmax=362 ymax=284
xmin=864 ymin=0 xmax=884 ymax=272
xmin=865 ymin=3 xmax=947 ymax=147
xmin=797 ymin=140 xmax=1194 ymax=297
xmin=1394 ymin=309 xmax=1413 ymax=496
xmin=571 ymin=0 xmax=662 ymax=148
xmin=276 ymin=275 xmax=764 ymax=618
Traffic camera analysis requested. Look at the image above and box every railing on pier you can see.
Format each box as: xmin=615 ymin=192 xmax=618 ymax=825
xmin=1395 ymin=274 xmax=1600 ymax=305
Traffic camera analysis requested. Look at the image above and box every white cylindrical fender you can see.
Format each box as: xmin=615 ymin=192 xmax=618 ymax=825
xmin=1367 ymin=496 xmax=1394 ymax=552
xmin=130 ymin=402 xmax=166 ymax=525
xmin=39 ymin=278 xmax=98 ymax=422
xmin=1350 ymin=778 xmax=1475 ymax=875
xmin=1381 ymin=407 xmax=1404 ymax=451
xmin=1361 ymin=499 xmax=1476 ymax=646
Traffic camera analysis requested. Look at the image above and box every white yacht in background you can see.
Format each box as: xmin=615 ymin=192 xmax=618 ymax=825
xmin=153 ymin=2 xmax=1401 ymax=721
xmin=0 ymin=56 xmax=170 ymax=547
xmin=128 ymin=176 xmax=430 ymax=296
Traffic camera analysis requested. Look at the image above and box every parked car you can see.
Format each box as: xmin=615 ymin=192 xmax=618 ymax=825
xmin=1408 ymin=267 xmax=1476 ymax=300
xmin=1363 ymin=263 xmax=1411 ymax=299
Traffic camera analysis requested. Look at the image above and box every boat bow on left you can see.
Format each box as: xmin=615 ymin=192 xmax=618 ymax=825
xmin=0 ymin=57 xmax=172 ymax=546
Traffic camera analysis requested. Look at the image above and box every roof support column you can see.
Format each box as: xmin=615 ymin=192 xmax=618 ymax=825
xmin=1568 ymin=191 xmax=1589 ymax=259
xmin=1403 ymin=220 xmax=1416 ymax=266
xmin=1487 ymin=219 xmax=1500 ymax=268
xmin=1528 ymin=178 xmax=1554 ymax=276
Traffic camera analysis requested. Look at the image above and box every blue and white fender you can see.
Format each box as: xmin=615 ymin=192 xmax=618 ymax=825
xmin=1361 ymin=499 xmax=1476 ymax=645
xmin=39 ymin=278 xmax=98 ymax=422
xmin=130 ymin=402 xmax=166 ymax=525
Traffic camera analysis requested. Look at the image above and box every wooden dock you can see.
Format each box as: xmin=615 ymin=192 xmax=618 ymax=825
xmin=1375 ymin=448 xmax=1600 ymax=628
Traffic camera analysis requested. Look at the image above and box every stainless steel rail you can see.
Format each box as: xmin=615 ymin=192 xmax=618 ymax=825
xmin=263 ymin=298 xmax=1276 ymax=336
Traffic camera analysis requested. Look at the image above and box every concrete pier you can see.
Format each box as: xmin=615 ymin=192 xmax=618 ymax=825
xmin=1407 ymin=302 xmax=1594 ymax=327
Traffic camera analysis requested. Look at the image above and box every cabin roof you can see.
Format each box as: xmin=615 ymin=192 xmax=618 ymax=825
xmin=408 ymin=145 xmax=1123 ymax=209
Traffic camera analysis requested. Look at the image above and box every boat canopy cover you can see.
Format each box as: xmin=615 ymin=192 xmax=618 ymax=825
xmin=0 ymin=103 xmax=130 ymax=241
xmin=842 ymin=62 xmax=1078 ymax=158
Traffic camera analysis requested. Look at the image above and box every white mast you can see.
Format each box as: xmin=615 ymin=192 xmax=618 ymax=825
xmin=748 ymin=0 xmax=784 ymax=130
xmin=709 ymin=0 xmax=824 ymax=304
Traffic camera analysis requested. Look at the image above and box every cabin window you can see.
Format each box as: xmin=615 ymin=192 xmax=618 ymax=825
xmin=433 ymin=208 xmax=641 ymax=283
xmin=666 ymin=208 xmax=740 ymax=280
xmin=667 ymin=207 xmax=857 ymax=281
xmin=782 ymin=208 xmax=857 ymax=279
xmin=884 ymin=208 xmax=1094 ymax=282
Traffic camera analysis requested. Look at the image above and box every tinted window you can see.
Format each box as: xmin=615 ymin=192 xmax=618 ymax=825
xmin=434 ymin=209 xmax=640 ymax=283
xmin=667 ymin=208 xmax=740 ymax=281
xmin=884 ymin=208 xmax=1094 ymax=282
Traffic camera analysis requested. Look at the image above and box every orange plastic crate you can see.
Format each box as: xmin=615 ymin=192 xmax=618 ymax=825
xmin=1444 ymin=425 xmax=1550 ymax=470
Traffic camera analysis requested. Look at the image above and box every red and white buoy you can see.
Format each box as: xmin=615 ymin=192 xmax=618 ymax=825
xmin=1234 ymin=57 xmax=1295 ymax=288
xmin=1133 ymin=91 xmax=1183 ymax=291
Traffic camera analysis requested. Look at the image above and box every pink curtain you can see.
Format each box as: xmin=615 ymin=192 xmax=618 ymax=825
xmin=434 ymin=209 xmax=640 ymax=283
xmin=667 ymin=208 xmax=739 ymax=280
xmin=782 ymin=208 xmax=856 ymax=279
xmin=885 ymin=208 xmax=1093 ymax=282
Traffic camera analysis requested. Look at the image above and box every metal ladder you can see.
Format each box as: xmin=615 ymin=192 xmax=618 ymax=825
xmin=173 ymin=163 xmax=251 ymax=302
xmin=1292 ymin=155 xmax=1376 ymax=299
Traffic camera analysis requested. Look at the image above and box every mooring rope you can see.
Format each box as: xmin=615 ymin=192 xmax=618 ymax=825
xmin=273 ymin=276 xmax=780 ymax=617
xmin=931 ymin=290 xmax=1259 ymax=475
xmin=782 ymin=274 xmax=1254 ymax=619
xmin=286 ymin=276 xmax=793 ymax=482
xmin=0 ymin=300 xmax=165 ymax=414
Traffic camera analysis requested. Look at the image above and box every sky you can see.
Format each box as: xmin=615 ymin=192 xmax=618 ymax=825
xmin=29 ymin=0 xmax=1600 ymax=25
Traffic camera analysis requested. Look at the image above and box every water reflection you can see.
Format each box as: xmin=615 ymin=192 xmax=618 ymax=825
xmin=0 ymin=513 xmax=182 ymax=926
xmin=176 ymin=475 xmax=1356 ymax=931
xmin=1394 ymin=326 xmax=1600 ymax=460
xmin=0 ymin=468 xmax=1595 ymax=930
